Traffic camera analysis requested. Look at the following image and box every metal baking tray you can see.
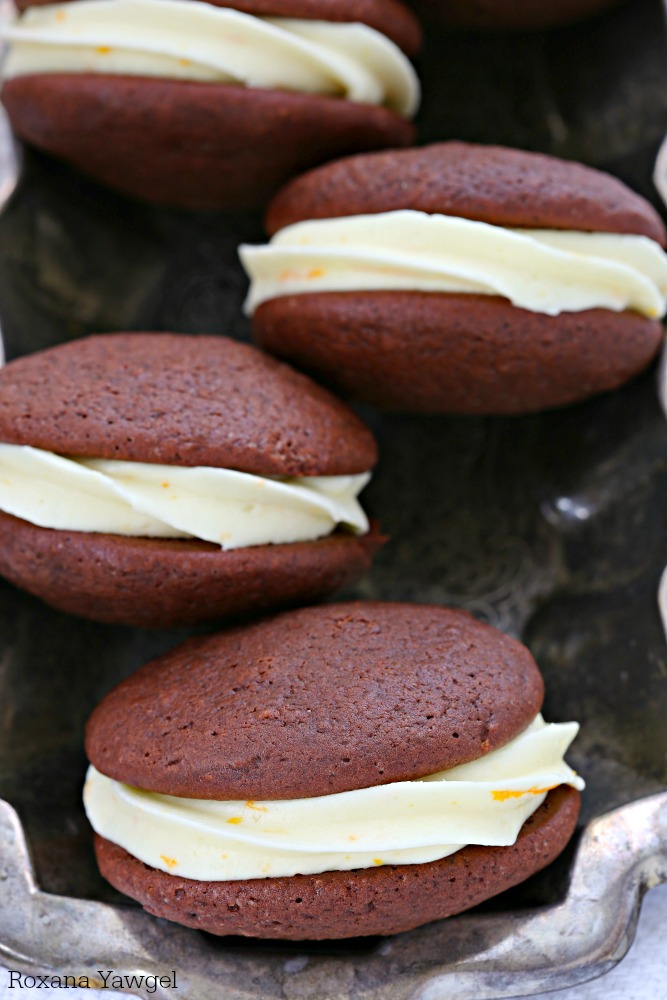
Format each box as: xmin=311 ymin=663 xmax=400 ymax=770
xmin=1 ymin=1 xmax=667 ymax=996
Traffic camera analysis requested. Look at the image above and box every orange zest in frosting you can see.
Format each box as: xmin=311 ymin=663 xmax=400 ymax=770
xmin=492 ymin=783 xmax=559 ymax=802
xmin=245 ymin=800 xmax=268 ymax=813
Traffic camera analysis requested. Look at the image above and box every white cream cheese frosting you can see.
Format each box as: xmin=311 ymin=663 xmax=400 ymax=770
xmin=240 ymin=210 xmax=667 ymax=319
xmin=0 ymin=443 xmax=370 ymax=548
xmin=0 ymin=0 xmax=420 ymax=116
xmin=83 ymin=714 xmax=584 ymax=881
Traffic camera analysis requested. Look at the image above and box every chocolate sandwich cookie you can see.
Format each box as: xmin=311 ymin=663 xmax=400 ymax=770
xmin=0 ymin=0 xmax=420 ymax=210
xmin=242 ymin=141 xmax=667 ymax=413
xmin=84 ymin=601 xmax=584 ymax=939
xmin=0 ymin=334 xmax=379 ymax=627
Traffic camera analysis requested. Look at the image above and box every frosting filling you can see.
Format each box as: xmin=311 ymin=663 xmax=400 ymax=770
xmin=84 ymin=714 xmax=584 ymax=881
xmin=0 ymin=443 xmax=370 ymax=548
xmin=240 ymin=210 xmax=667 ymax=318
xmin=0 ymin=0 xmax=420 ymax=116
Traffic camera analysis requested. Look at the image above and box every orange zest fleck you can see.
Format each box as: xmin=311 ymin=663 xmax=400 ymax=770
xmin=245 ymin=800 xmax=268 ymax=813
xmin=306 ymin=268 xmax=325 ymax=280
xmin=492 ymin=784 xmax=559 ymax=802
xmin=373 ymin=858 xmax=383 ymax=866
xmin=96 ymin=46 xmax=112 ymax=54
xmin=227 ymin=816 xmax=243 ymax=825
xmin=161 ymin=482 xmax=170 ymax=489
xmin=278 ymin=268 xmax=316 ymax=283
xmin=160 ymin=855 xmax=178 ymax=868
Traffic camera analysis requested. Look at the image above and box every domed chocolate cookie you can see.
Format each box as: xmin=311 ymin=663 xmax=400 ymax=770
xmin=85 ymin=602 xmax=545 ymax=797
xmin=243 ymin=141 xmax=667 ymax=413
xmin=0 ymin=334 xmax=379 ymax=627
xmin=1 ymin=0 xmax=420 ymax=210
xmin=84 ymin=602 xmax=584 ymax=939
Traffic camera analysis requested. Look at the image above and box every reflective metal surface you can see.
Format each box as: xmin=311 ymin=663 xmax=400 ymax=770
xmin=1 ymin=0 xmax=667 ymax=996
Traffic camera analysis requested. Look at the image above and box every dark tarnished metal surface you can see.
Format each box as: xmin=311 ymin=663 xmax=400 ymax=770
xmin=1 ymin=0 xmax=667 ymax=995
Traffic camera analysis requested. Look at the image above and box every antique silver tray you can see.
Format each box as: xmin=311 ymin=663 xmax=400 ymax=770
xmin=1 ymin=0 xmax=667 ymax=996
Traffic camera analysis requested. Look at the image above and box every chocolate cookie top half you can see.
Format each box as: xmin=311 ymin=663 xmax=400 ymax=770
xmin=85 ymin=602 xmax=545 ymax=799
xmin=14 ymin=0 xmax=422 ymax=54
xmin=266 ymin=141 xmax=666 ymax=243
xmin=0 ymin=334 xmax=377 ymax=476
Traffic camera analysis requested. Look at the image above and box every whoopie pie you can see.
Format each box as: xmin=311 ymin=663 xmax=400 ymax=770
xmin=242 ymin=141 xmax=667 ymax=413
xmin=0 ymin=0 xmax=421 ymax=210
xmin=0 ymin=334 xmax=379 ymax=627
xmin=84 ymin=602 xmax=583 ymax=939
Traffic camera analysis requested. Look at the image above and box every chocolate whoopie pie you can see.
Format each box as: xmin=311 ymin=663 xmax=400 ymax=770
xmin=242 ymin=141 xmax=667 ymax=414
xmin=0 ymin=334 xmax=380 ymax=627
xmin=84 ymin=602 xmax=583 ymax=940
xmin=0 ymin=0 xmax=420 ymax=210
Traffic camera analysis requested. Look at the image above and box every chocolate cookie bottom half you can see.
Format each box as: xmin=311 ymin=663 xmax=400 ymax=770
xmin=1 ymin=74 xmax=415 ymax=211
xmin=254 ymin=291 xmax=662 ymax=413
xmin=0 ymin=512 xmax=382 ymax=628
xmin=95 ymin=787 xmax=580 ymax=940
